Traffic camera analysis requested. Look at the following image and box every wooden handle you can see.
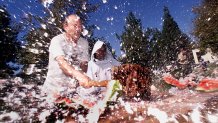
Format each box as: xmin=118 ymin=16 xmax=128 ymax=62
xmin=88 ymin=80 xmax=109 ymax=87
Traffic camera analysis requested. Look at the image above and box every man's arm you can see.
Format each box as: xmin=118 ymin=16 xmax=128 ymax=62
xmin=56 ymin=56 xmax=108 ymax=87
xmin=56 ymin=56 xmax=90 ymax=87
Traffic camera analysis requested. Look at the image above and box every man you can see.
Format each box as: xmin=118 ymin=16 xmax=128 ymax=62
xmin=42 ymin=14 xmax=91 ymax=98
xmin=177 ymin=48 xmax=192 ymax=77
xmin=41 ymin=15 xmax=122 ymax=122
xmin=177 ymin=48 xmax=188 ymax=65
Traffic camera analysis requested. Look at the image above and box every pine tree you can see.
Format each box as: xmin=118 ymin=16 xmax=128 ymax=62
xmin=193 ymin=0 xmax=218 ymax=53
xmin=19 ymin=0 xmax=98 ymax=83
xmin=160 ymin=6 xmax=183 ymax=65
xmin=144 ymin=28 xmax=162 ymax=69
xmin=118 ymin=12 xmax=149 ymax=67
xmin=0 ymin=6 xmax=21 ymax=78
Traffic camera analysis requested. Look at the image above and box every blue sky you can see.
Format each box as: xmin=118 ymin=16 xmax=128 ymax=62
xmin=89 ymin=0 xmax=201 ymax=56
xmin=0 ymin=0 xmax=201 ymax=56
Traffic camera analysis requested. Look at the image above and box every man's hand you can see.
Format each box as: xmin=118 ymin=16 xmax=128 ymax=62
xmin=56 ymin=56 xmax=109 ymax=88
xmin=79 ymin=81 xmax=92 ymax=88
xmin=56 ymin=56 xmax=91 ymax=86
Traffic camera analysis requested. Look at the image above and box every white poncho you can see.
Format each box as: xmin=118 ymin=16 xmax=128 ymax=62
xmin=87 ymin=40 xmax=120 ymax=81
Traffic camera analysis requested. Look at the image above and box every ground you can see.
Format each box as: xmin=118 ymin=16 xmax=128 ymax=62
xmin=98 ymin=88 xmax=218 ymax=123
xmin=0 ymin=78 xmax=217 ymax=122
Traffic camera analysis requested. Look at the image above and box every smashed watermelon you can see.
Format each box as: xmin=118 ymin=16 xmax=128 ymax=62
xmin=55 ymin=80 xmax=122 ymax=109
xmin=162 ymin=75 xmax=187 ymax=89
xmin=195 ymin=78 xmax=218 ymax=92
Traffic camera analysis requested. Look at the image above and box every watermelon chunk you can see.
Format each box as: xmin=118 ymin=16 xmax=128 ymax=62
xmin=55 ymin=80 xmax=122 ymax=109
xmin=195 ymin=79 xmax=218 ymax=92
xmin=163 ymin=75 xmax=187 ymax=89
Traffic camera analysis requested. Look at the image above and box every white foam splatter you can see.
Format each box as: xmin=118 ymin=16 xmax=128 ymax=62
xmin=114 ymin=5 xmax=118 ymax=9
xmin=96 ymin=26 xmax=100 ymax=30
xmin=41 ymin=24 xmax=47 ymax=29
xmin=42 ymin=0 xmax=54 ymax=7
xmin=86 ymin=106 xmax=101 ymax=123
xmin=29 ymin=108 xmax=38 ymax=116
xmin=82 ymin=29 xmax=89 ymax=36
xmin=78 ymin=114 xmax=86 ymax=122
xmin=0 ymin=112 xmax=20 ymax=122
xmin=102 ymin=0 xmax=107 ymax=3
xmin=207 ymin=113 xmax=218 ymax=123
xmin=118 ymin=98 xmax=133 ymax=114
xmin=134 ymin=115 xmax=144 ymax=121
xmin=56 ymin=119 xmax=65 ymax=123
xmin=38 ymin=110 xmax=51 ymax=122
xmin=44 ymin=32 xmax=49 ymax=37
xmin=147 ymin=107 xmax=168 ymax=123
xmin=0 ymin=9 xmax=5 ymax=12
xmin=190 ymin=105 xmax=203 ymax=123
xmin=106 ymin=17 xmax=114 ymax=21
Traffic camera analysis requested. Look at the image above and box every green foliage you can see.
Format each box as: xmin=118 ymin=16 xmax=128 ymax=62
xmin=118 ymin=7 xmax=192 ymax=69
xmin=118 ymin=12 xmax=150 ymax=67
xmin=193 ymin=0 xmax=218 ymax=53
xmin=0 ymin=6 xmax=21 ymax=78
xmin=159 ymin=6 xmax=184 ymax=65
xmin=19 ymin=0 xmax=99 ymax=83
xmin=144 ymin=28 xmax=162 ymax=69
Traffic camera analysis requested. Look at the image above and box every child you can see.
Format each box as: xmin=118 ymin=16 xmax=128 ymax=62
xmin=87 ymin=40 xmax=120 ymax=81
xmin=76 ymin=40 xmax=120 ymax=107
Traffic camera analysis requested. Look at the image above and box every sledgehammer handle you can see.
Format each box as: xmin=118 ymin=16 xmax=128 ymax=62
xmin=88 ymin=80 xmax=109 ymax=87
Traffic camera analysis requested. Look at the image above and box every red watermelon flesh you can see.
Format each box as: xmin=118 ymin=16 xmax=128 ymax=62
xmin=55 ymin=97 xmax=72 ymax=104
xmin=196 ymin=79 xmax=218 ymax=92
xmin=163 ymin=75 xmax=187 ymax=89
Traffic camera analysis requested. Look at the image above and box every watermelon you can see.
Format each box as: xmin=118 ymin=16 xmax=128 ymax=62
xmin=195 ymin=78 xmax=218 ymax=92
xmin=55 ymin=80 xmax=122 ymax=109
xmin=162 ymin=75 xmax=187 ymax=89
xmin=55 ymin=97 xmax=72 ymax=104
xmin=55 ymin=95 xmax=97 ymax=109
